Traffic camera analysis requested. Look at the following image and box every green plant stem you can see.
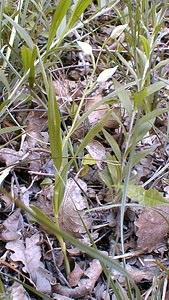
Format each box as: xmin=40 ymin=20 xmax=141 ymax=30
xmin=120 ymin=110 xmax=141 ymax=255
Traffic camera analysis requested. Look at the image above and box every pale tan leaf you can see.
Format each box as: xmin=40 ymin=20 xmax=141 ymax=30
xmin=59 ymin=178 xmax=91 ymax=237
xmin=126 ymin=264 xmax=155 ymax=283
xmin=6 ymin=233 xmax=52 ymax=294
xmin=85 ymin=94 xmax=119 ymax=128
xmin=11 ymin=282 xmax=30 ymax=300
xmin=0 ymin=148 xmax=24 ymax=166
xmin=135 ymin=207 xmax=169 ymax=252
xmin=54 ymin=259 xmax=102 ymax=298
xmin=79 ymin=259 xmax=102 ymax=289
xmin=0 ymin=209 xmax=21 ymax=242
xmin=85 ymin=139 xmax=106 ymax=169
xmin=68 ymin=263 xmax=84 ymax=287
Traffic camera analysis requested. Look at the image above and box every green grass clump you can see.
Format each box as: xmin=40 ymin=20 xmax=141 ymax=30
xmin=0 ymin=0 xmax=169 ymax=299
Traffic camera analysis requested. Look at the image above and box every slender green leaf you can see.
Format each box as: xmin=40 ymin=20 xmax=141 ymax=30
xmin=0 ymin=70 xmax=10 ymax=93
xmin=30 ymin=205 xmax=132 ymax=279
xmin=0 ymin=126 xmax=21 ymax=135
xmin=138 ymin=107 xmax=169 ymax=126
xmin=21 ymin=45 xmax=32 ymax=73
xmin=103 ymin=129 xmax=121 ymax=161
xmin=66 ymin=0 xmax=93 ymax=29
xmin=75 ymin=110 xmax=112 ymax=157
xmin=136 ymin=118 xmax=154 ymax=143
xmin=111 ymin=24 xmax=128 ymax=39
xmin=21 ymin=45 xmax=37 ymax=87
xmin=140 ymin=35 xmax=150 ymax=59
xmin=131 ymin=146 xmax=157 ymax=168
xmin=0 ymin=272 xmax=52 ymax=300
xmin=48 ymin=76 xmax=62 ymax=170
xmin=134 ymin=88 xmax=147 ymax=108
xmin=3 ymin=13 xmax=34 ymax=49
xmin=146 ymin=81 xmax=167 ymax=96
xmin=106 ymin=153 xmax=121 ymax=185
xmin=152 ymin=59 xmax=169 ymax=72
xmin=46 ymin=0 xmax=71 ymax=56
xmin=113 ymin=78 xmax=132 ymax=118
xmin=99 ymin=166 xmax=113 ymax=194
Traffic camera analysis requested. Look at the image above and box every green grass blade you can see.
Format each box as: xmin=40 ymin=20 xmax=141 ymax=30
xmin=0 ymin=70 xmax=10 ymax=93
xmin=47 ymin=76 xmax=62 ymax=171
xmin=0 ymin=126 xmax=21 ymax=135
xmin=3 ymin=13 xmax=34 ymax=49
xmin=113 ymin=78 xmax=132 ymax=119
xmin=103 ymin=129 xmax=121 ymax=162
xmin=66 ymin=0 xmax=93 ymax=29
xmin=75 ymin=110 xmax=112 ymax=157
xmin=30 ymin=204 xmax=133 ymax=279
xmin=45 ymin=0 xmax=72 ymax=57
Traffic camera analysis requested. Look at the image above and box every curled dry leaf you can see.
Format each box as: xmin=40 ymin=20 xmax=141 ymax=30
xmin=68 ymin=263 xmax=84 ymax=287
xmin=59 ymin=178 xmax=91 ymax=237
xmin=54 ymin=259 xmax=102 ymax=298
xmin=6 ymin=233 xmax=52 ymax=294
xmin=0 ymin=208 xmax=21 ymax=242
xmin=85 ymin=94 xmax=119 ymax=128
xmin=126 ymin=264 xmax=155 ymax=283
xmin=135 ymin=207 xmax=169 ymax=252
xmin=85 ymin=139 xmax=106 ymax=170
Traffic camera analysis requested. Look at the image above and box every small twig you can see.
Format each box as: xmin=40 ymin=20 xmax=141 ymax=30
xmin=28 ymin=171 xmax=55 ymax=177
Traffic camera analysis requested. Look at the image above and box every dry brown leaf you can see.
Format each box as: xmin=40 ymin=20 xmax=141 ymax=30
xmin=0 ymin=209 xmax=21 ymax=242
xmin=59 ymin=178 xmax=91 ymax=237
xmin=79 ymin=259 xmax=102 ymax=289
xmin=135 ymin=207 xmax=169 ymax=252
xmin=85 ymin=94 xmax=119 ymax=128
xmin=53 ymin=79 xmax=82 ymax=100
xmin=86 ymin=139 xmax=106 ymax=170
xmin=54 ymin=259 xmax=102 ymax=298
xmin=0 ymin=148 xmax=24 ymax=166
xmin=33 ymin=184 xmax=54 ymax=219
xmin=68 ymin=263 xmax=84 ymax=287
xmin=22 ymin=110 xmax=48 ymax=149
xmin=11 ymin=282 xmax=30 ymax=300
xmin=6 ymin=233 xmax=52 ymax=294
xmin=126 ymin=264 xmax=155 ymax=283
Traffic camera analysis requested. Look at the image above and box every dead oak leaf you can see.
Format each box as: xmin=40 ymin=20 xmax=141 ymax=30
xmin=135 ymin=206 xmax=169 ymax=252
xmin=54 ymin=259 xmax=102 ymax=298
xmin=68 ymin=263 xmax=84 ymax=287
xmin=6 ymin=233 xmax=51 ymax=294
xmin=58 ymin=178 xmax=91 ymax=237
xmin=0 ymin=209 xmax=21 ymax=242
